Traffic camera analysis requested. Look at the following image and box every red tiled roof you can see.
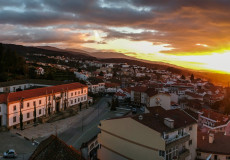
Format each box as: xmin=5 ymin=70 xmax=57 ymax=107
xmin=115 ymin=92 xmax=126 ymax=97
xmin=201 ymin=109 xmax=229 ymax=126
xmin=132 ymin=106 xmax=197 ymax=133
xmin=0 ymin=94 xmax=8 ymax=103
xmin=145 ymin=88 xmax=158 ymax=97
xmin=186 ymin=92 xmax=203 ymax=99
xmin=29 ymin=135 xmax=84 ymax=160
xmin=131 ymin=86 xmax=148 ymax=92
xmin=6 ymin=82 xmax=87 ymax=103
xmin=197 ymin=131 xmax=230 ymax=155
xmin=105 ymin=83 xmax=120 ymax=88
xmin=122 ymin=87 xmax=132 ymax=93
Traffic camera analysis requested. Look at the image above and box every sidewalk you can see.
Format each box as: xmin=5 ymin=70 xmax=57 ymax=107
xmin=10 ymin=107 xmax=96 ymax=140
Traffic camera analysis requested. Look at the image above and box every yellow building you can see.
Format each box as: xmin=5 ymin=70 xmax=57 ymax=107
xmin=98 ymin=107 xmax=197 ymax=160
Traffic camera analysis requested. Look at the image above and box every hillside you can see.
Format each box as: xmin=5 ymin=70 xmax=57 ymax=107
xmin=2 ymin=43 xmax=96 ymax=60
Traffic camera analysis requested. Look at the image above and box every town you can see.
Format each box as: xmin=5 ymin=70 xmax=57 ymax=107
xmin=0 ymin=49 xmax=230 ymax=160
xmin=1 ymin=1 xmax=230 ymax=160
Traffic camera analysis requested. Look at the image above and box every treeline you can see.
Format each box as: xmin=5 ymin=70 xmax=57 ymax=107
xmin=0 ymin=43 xmax=27 ymax=81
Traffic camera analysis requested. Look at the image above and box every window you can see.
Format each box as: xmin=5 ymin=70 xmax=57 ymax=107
xmin=39 ymin=100 xmax=41 ymax=105
xmin=71 ymin=93 xmax=73 ymax=96
xmin=75 ymin=99 xmax=77 ymax=103
xmin=189 ymin=126 xmax=192 ymax=131
xmin=159 ymin=150 xmax=165 ymax=157
xmin=78 ymin=91 xmax=80 ymax=94
xmin=189 ymin=140 xmax=192 ymax=145
xmin=81 ymin=97 xmax=83 ymax=101
xmin=90 ymin=144 xmax=94 ymax=150
xmin=81 ymin=89 xmax=83 ymax=94
xmin=84 ymin=89 xmax=86 ymax=93
xmin=27 ymin=102 xmax=30 ymax=107
xmin=75 ymin=92 xmax=77 ymax=95
xmin=166 ymin=146 xmax=178 ymax=160
xmin=164 ymin=134 xmax=169 ymax=139
xmin=13 ymin=105 xmax=16 ymax=111
xmin=33 ymin=101 xmax=36 ymax=106
xmin=78 ymin=98 xmax=80 ymax=102
xmin=71 ymin=100 xmax=73 ymax=104
xmin=39 ymin=109 xmax=42 ymax=115
xmin=48 ymin=96 xmax=51 ymax=101
xmin=13 ymin=116 xmax=16 ymax=123
xmin=27 ymin=113 xmax=30 ymax=118
xmin=84 ymin=96 xmax=86 ymax=100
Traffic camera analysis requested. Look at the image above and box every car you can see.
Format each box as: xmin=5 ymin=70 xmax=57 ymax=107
xmin=140 ymin=107 xmax=145 ymax=112
xmin=3 ymin=149 xmax=17 ymax=158
xmin=132 ymin=107 xmax=137 ymax=114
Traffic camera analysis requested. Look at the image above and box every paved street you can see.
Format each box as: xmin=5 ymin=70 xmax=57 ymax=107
xmin=0 ymin=96 xmax=131 ymax=159
xmin=0 ymin=132 xmax=36 ymax=160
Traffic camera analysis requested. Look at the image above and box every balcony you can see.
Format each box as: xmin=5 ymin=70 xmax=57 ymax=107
xmin=165 ymin=133 xmax=190 ymax=149
xmin=178 ymin=149 xmax=190 ymax=160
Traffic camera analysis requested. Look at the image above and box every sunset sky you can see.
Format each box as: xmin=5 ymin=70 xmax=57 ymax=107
xmin=1 ymin=0 xmax=230 ymax=73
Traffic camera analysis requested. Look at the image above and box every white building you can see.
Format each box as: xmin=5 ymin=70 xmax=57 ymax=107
xmin=36 ymin=67 xmax=45 ymax=75
xmin=74 ymin=71 xmax=89 ymax=80
xmin=0 ymin=79 xmax=64 ymax=93
xmin=0 ymin=82 xmax=88 ymax=129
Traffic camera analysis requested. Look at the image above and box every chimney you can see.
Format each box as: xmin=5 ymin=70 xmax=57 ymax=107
xmin=164 ymin=118 xmax=174 ymax=129
xmin=209 ymin=133 xmax=214 ymax=144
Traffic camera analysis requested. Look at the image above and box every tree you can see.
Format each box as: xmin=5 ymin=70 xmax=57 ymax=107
xmin=78 ymin=68 xmax=82 ymax=72
xmin=190 ymin=74 xmax=194 ymax=81
xmin=33 ymin=105 xmax=37 ymax=125
xmin=107 ymin=101 xmax=111 ymax=108
xmin=99 ymin=71 xmax=104 ymax=76
xmin=79 ymin=102 xmax=82 ymax=111
xmin=181 ymin=74 xmax=185 ymax=80
xmin=19 ymin=107 xmax=23 ymax=130
xmin=110 ymin=98 xmax=118 ymax=111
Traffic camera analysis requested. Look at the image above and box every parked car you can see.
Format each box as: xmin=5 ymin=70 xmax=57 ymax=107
xmin=140 ymin=107 xmax=145 ymax=112
xmin=132 ymin=107 xmax=137 ymax=114
xmin=3 ymin=149 xmax=17 ymax=158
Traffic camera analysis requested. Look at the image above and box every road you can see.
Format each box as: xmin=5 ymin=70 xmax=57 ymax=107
xmin=0 ymin=96 xmax=131 ymax=159
xmin=58 ymin=96 xmax=130 ymax=149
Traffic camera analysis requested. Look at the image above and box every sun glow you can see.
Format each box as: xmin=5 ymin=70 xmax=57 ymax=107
xmin=84 ymin=37 xmax=230 ymax=74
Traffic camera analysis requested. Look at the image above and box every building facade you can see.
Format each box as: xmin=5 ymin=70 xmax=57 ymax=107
xmin=0 ymin=82 xmax=88 ymax=129
xmin=98 ymin=107 xmax=197 ymax=160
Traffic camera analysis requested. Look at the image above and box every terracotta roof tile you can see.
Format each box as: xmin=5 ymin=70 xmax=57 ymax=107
xmin=132 ymin=106 xmax=197 ymax=133
xmin=7 ymin=82 xmax=87 ymax=103
xmin=29 ymin=135 xmax=84 ymax=160
xmin=197 ymin=131 xmax=230 ymax=155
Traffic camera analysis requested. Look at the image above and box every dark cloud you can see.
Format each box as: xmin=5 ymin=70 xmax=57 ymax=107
xmin=0 ymin=0 xmax=230 ymax=54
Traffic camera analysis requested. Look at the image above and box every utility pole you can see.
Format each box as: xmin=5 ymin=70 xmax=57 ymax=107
xmin=81 ymin=111 xmax=84 ymax=132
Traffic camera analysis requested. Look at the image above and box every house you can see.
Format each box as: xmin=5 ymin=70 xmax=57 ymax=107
xmin=114 ymin=92 xmax=127 ymax=101
xmin=0 ymin=79 xmax=65 ymax=93
xmin=130 ymin=86 xmax=172 ymax=110
xmin=105 ymin=83 xmax=120 ymax=93
xmin=185 ymin=92 xmax=203 ymax=101
xmin=80 ymin=135 xmax=99 ymax=160
xmin=98 ymin=106 xmax=197 ymax=160
xmin=0 ymin=82 xmax=88 ymax=129
xmin=74 ymin=71 xmax=89 ymax=80
xmin=87 ymin=78 xmax=105 ymax=93
xmin=29 ymin=135 xmax=84 ymax=160
xmin=198 ymin=109 xmax=230 ymax=134
xmin=197 ymin=131 xmax=230 ymax=160
xmin=36 ymin=67 xmax=44 ymax=75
